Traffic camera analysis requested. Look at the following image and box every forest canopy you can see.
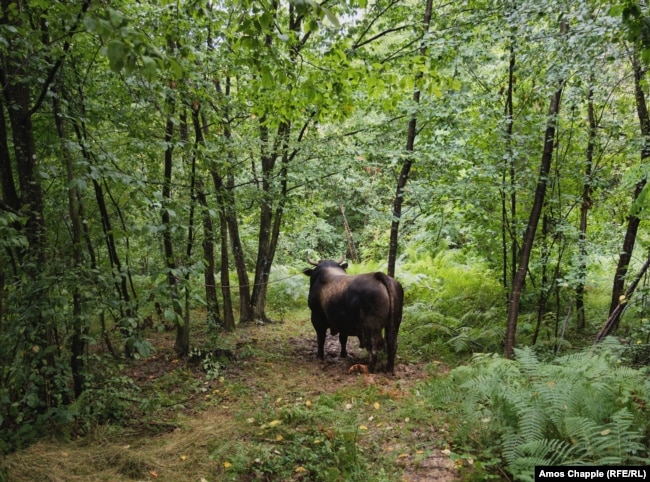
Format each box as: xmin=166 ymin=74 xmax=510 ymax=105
xmin=2 ymin=0 xmax=650 ymax=473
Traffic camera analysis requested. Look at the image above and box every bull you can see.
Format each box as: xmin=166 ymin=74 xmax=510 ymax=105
xmin=302 ymin=256 xmax=404 ymax=374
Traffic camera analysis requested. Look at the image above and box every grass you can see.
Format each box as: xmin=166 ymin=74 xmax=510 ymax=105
xmin=1 ymin=314 xmax=461 ymax=482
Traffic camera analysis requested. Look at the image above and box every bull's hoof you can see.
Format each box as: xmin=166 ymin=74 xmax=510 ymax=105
xmin=339 ymin=351 xmax=348 ymax=358
xmin=348 ymin=364 xmax=369 ymax=375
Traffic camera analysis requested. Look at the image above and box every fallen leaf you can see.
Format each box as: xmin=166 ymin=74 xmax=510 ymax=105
xmin=180 ymin=455 xmax=188 ymax=461
xmin=295 ymin=466 xmax=307 ymax=473
xmin=268 ymin=419 xmax=281 ymax=427
xmin=373 ymin=402 xmax=380 ymax=410
xmin=149 ymin=471 xmax=158 ymax=477
xmin=276 ymin=434 xmax=284 ymax=441
xmin=359 ymin=425 xmax=368 ymax=430
xmin=305 ymin=400 xmax=312 ymax=407
xmin=223 ymin=461 xmax=232 ymax=468
xmin=398 ymin=453 xmax=409 ymax=458
xmin=348 ymin=364 xmax=369 ymax=374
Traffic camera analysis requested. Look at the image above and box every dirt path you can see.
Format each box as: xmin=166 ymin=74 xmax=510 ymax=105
xmin=3 ymin=318 xmax=462 ymax=481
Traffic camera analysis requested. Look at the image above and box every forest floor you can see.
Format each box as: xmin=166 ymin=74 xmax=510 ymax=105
xmin=3 ymin=314 xmax=468 ymax=482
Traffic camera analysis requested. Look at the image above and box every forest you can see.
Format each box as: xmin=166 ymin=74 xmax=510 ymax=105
xmin=2 ymin=0 xmax=650 ymax=480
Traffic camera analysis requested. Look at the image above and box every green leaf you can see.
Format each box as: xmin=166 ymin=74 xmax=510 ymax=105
xmin=142 ymin=55 xmax=158 ymax=80
xmin=106 ymin=40 xmax=125 ymax=73
xmin=322 ymin=7 xmax=340 ymax=28
xmin=630 ymin=182 xmax=649 ymax=217
xmin=108 ymin=8 xmax=124 ymax=28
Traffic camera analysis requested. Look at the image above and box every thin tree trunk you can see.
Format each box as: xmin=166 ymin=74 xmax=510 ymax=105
xmin=53 ymin=81 xmax=86 ymax=398
xmin=597 ymin=250 xmax=650 ymax=342
xmin=214 ymin=77 xmax=252 ymax=323
xmin=576 ymin=84 xmax=596 ymax=331
xmin=218 ymin=194 xmax=236 ymax=331
xmin=387 ymin=0 xmax=433 ymax=278
xmin=191 ymin=108 xmax=220 ymax=326
xmin=196 ymin=180 xmax=221 ymax=325
xmin=340 ymin=204 xmax=360 ymax=262
xmin=250 ymin=120 xmax=277 ymax=322
xmin=162 ymin=104 xmax=186 ymax=356
xmin=177 ymin=110 xmax=193 ymax=356
xmin=501 ymin=39 xmax=517 ymax=295
xmin=504 ymin=57 xmax=565 ymax=359
xmin=226 ymin=171 xmax=253 ymax=322
xmin=609 ymin=52 xmax=648 ymax=317
xmin=532 ymin=212 xmax=551 ymax=346
xmin=0 ymin=95 xmax=19 ymax=213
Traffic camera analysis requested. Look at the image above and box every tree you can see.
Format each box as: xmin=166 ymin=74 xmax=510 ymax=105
xmin=387 ymin=0 xmax=433 ymax=278
xmin=505 ymin=19 xmax=567 ymax=359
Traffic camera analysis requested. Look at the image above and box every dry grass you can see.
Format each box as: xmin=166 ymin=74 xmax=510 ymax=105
xmin=3 ymin=409 xmax=240 ymax=481
xmin=2 ymin=316 xmax=461 ymax=482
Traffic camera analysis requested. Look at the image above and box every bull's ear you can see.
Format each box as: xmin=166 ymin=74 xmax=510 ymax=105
xmin=303 ymin=268 xmax=313 ymax=276
xmin=340 ymin=263 xmax=348 ymax=270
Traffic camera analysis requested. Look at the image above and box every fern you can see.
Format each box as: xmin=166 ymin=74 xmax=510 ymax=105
xmin=425 ymin=340 xmax=650 ymax=480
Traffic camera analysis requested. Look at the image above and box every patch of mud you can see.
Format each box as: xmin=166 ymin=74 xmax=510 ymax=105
xmin=288 ymin=330 xmax=423 ymax=378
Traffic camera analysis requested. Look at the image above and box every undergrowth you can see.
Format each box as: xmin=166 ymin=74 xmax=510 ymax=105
xmin=210 ymin=386 xmax=397 ymax=482
xmin=422 ymin=338 xmax=650 ymax=481
xmin=398 ymin=250 xmax=505 ymax=361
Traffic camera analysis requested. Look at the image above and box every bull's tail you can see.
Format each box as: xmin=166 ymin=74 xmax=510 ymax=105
xmin=374 ymin=272 xmax=403 ymax=374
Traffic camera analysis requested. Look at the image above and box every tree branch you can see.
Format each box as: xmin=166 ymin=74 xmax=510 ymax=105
xmin=28 ymin=0 xmax=92 ymax=116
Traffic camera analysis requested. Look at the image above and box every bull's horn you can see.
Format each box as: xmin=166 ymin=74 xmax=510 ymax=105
xmin=306 ymin=253 xmax=319 ymax=266
xmin=336 ymin=253 xmax=346 ymax=264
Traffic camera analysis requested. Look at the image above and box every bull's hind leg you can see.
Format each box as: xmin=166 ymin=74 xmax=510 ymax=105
xmin=338 ymin=333 xmax=349 ymax=357
xmin=365 ymin=328 xmax=379 ymax=373
xmin=368 ymin=343 xmax=378 ymax=373
xmin=315 ymin=326 xmax=327 ymax=360
xmin=385 ymin=326 xmax=397 ymax=375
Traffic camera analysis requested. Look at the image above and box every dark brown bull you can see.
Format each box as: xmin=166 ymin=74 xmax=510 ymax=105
xmin=302 ymin=256 xmax=403 ymax=374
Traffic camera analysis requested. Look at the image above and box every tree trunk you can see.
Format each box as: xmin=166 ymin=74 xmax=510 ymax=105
xmin=504 ymin=70 xmax=565 ymax=359
xmin=214 ymin=77 xmax=252 ymax=323
xmin=0 ymin=95 xmax=19 ymax=213
xmin=501 ymin=39 xmax=517 ymax=295
xmin=576 ymin=84 xmax=596 ymax=331
xmin=340 ymin=204 xmax=360 ymax=263
xmin=162 ymin=106 xmax=187 ymax=356
xmin=53 ymin=81 xmax=86 ymax=398
xmin=218 ymin=196 xmax=236 ymax=331
xmin=226 ymin=172 xmax=253 ymax=322
xmin=191 ymin=108 xmax=220 ymax=327
xmin=597 ymin=250 xmax=650 ymax=342
xmin=249 ymin=118 xmax=279 ymax=322
xmin=608 ymin=52 xmax=648 ymax=318
xmin=387 ymin=0 xmax=433 ymax=278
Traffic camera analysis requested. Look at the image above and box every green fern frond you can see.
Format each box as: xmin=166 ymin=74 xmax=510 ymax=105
xmin=428 ymin=343 xmax=650 ymax=480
